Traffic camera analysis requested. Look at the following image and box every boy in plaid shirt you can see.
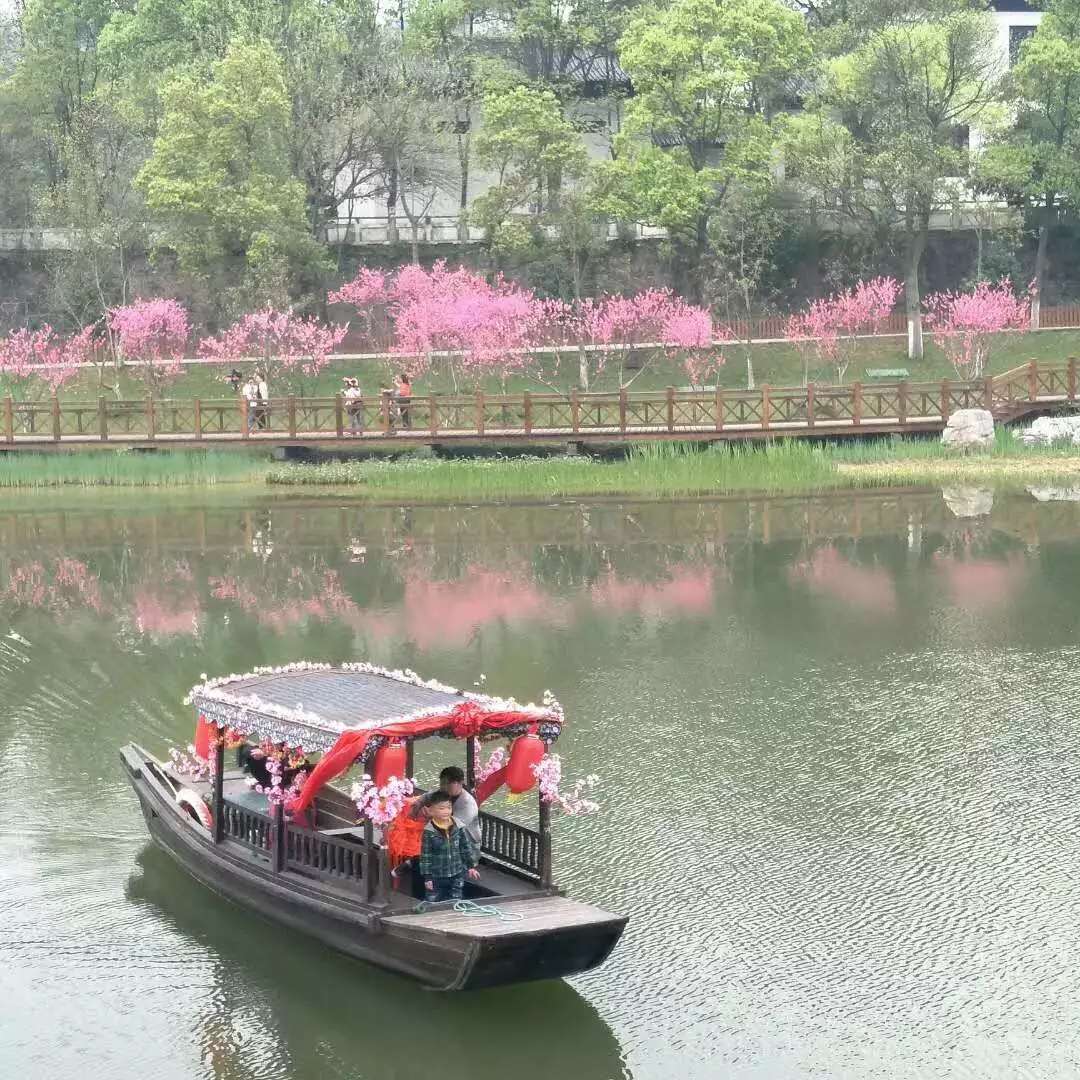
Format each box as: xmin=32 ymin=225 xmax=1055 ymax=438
xmin=420 ymin=791 xmax=479 ymax=902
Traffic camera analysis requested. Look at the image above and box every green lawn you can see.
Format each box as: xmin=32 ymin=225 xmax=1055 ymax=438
xmin=7 ymin=328 xmax=1080 ymax=403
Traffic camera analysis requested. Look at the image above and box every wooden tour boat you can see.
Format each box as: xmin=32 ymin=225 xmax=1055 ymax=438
xmin=121 ymin=662 xmax=627 ymax=990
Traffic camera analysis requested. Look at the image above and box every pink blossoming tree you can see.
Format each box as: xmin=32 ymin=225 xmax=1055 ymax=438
xmin=787 ymin=278 xmax=901 ymax=384
xmin=923 ymin=279 xmax=1030 ymax=379
xmin=198 ymin=308 xmax=347 ymax=395
xmin=0 ymin=325 xmax=96 ymax=411
xmin=108 ymin=298 xmax=191 ymax=394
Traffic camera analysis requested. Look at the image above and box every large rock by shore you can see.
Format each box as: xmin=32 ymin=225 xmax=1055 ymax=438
xmin=1016 ymin=415 xmax=1080 ymax=446
xmin=942 ymin=409 xmax=995 ymax=451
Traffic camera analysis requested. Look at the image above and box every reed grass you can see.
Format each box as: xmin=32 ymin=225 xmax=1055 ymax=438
xmin=266 ymin=433 xmax=1080 ymax=499
xmin=0 ymin=450 xmax=270 ymax=488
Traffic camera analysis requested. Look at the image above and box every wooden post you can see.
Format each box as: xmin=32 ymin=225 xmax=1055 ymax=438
xmin=98 ymin=396 xmax=107 ymax=441
xmin=1069 ymin=357 xmax=1077 ymax=401
xmin=193 ymin=398 xmax=203 ymax=440
xmin=379 ymin=392 xmax=390 ymax=434
xmin=465 ymin=737 xmax=476 ymax=789
xmin=241 ymin=396 xmax=250 ymax=439
xmin=941 ymin=379 xmax=951 ymax=423
xmin=211 ymin=731 xmax=225 ymax=844
xmin=476 ymin=390 xmax=485 ymax=435
xmin=806 ymin=383 xmax=815 ymax=429
xmin=523 ymin=391 xmax=533 ymax=435
xmin=3 ymin=396 xmax=12 ymax=443
xmin=429 ymin=394 xmax=438 ymax=436
xmin=619 ymin=387 xmax=628 ymax=434
xmin=983 ymin=375 xmax=994 ymax=411
xmin=898 ymin=381 xmax=908 ymax=426
xmin=1028 ymin=359 xmax=1038 ymax=401
xmin=287 ymin=395 xmax=297 ymax=438
xmin=571 ymin=387 xmax=580 ymax=434
xmin=146 ymin=395 xmax=155 ymax=439
xmin=538 ymin=795 xmax=553 ymax=889
xmin=665 ymin=386 xmax=674 ymax=432
xmin=332 ymin=393 xmax=343 ymax=438
xmin=714 ymin=386 xmax=724 ymax=432
xmin=363 ymin=818 xmax=377 ymax=901
xmin=405 ymin=739 xmax=415 ymax=780
xmin=761 ymin=385 xmax=771 ymax=431
xmin=852 ymin=381 xmax=862 ymax=426
xmin=52 ymin=395 xmax=62 ymax=441
xmin=271 ymin=802 xmax=286 ymax=874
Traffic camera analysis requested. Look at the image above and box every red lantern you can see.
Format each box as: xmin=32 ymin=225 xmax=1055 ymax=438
xmin=372 ymin=741 xmax=409 ymax=788
xmin=506 ymin=734 xmax=545 ymax=793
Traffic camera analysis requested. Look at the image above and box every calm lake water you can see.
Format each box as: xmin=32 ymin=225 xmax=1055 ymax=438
xmin=3 ymin=486 xmax=1080 ymax=1079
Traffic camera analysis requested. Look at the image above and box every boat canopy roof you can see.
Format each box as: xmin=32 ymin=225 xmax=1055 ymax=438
xmin=187 ymin=662 xmax=563 ymax=754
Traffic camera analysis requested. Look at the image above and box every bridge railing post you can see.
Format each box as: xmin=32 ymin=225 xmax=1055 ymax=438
xmin=193 ymin=398 xmax=203 ymax=440
xmin=52 ymin=395 xmax=61 ymax=441
xmin=241 ymin=397 xmax=250 ymax=439
xmin=97 ymin=396 xmax=108 ymax=442
xmin=287 ymin=395 xmax=297 ymax=438
xmin=761 ymin=385 xmax=771 ymax=431
xmin=983 ymin=376 xmax=994 ymax=411
xmin=571 ymin=387 xmax=580 ymax=434
xmin=665 ymin=386 xmax=674 ymax=432
xmin=146 ymin=395 xmax=155 ymax=439
xmin=806 ymin=383 xmax=815 ymax=429
xmin=898 ymin=381 xmax=908 ymax=425
xmin=1028 ymin=359 xmax=1038 ymax=401
xmin=3 ymin=396 xmax=12 ymax=443
xmin=940 ymin=379 xmax=951 ymax=424
xmin=429 ymin=394 xmax=439 ymax=436
xmin=524 ymin=391 xmax=533 ymax=435
xmin=852 ymin=381 xmax=862 ymax=426
xmin=1069 ymin=357 xmax=1077 ymax=401
xmin=714 ymin=386 xmax=723 ymax=433
xmin=476 ymin=390 xmax=485 ymax=435
xmin=334 ymin=393 xmax=345 ymax=438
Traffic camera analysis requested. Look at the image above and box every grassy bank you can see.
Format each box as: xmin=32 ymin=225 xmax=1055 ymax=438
xmin=1 ymin=432 xmax=1079 ymax=494
xmin=5 ymin=328 xmax=1080 ymax=404
xmin=0 ymin=449 xmax=270 ymax=488
xmin=266 ymin=434 xmax=1080 ymax=499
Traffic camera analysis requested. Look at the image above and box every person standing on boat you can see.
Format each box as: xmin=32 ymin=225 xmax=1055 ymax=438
xmin=439 ymin=765 xmax=481 ymax=848
xmin=420 ymin=791 xmax=479 ymax=903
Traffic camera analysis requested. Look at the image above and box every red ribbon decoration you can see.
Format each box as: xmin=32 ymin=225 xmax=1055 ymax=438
xmin=287 ymin=706 xmax=553 ymax=813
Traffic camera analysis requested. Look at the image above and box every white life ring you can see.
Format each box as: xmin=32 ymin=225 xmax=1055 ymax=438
xmin=176 ymin=788 xmax=213 ymax=831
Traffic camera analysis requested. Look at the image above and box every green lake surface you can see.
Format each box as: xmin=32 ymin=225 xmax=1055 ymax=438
xmin=2 ymin=486 xmax=1080 ymax=1079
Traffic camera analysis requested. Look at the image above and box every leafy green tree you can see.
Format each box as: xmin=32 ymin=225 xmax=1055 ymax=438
xmin=787 ymin=8 xmax=1005 ymax=359
xmin=473 ymin=84 xmax=589 ymax=258
xmin=596 ymin=0 xmax=810 ymax=300
xmin=135 ymin=39 xmax=327 ymax=314
xmin=977 ymin=0 xmax=1080 ymax=327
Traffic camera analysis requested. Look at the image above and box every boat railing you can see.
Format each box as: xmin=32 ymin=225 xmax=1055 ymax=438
xmin=221 ymin=800 xmax=272 ymax=852
xmin=479 ymin=810 xmax=542 ymax=881
xmin=285 ymin=825 xmax=366 ymax=884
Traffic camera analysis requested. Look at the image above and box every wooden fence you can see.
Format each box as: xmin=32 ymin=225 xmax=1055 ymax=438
xmin=2 ymin=360 xmax=1076 ymax=448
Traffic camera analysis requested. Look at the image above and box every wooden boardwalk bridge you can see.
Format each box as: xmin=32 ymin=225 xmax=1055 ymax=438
xmin=2 ymin=360 xmax=1077 ymax=451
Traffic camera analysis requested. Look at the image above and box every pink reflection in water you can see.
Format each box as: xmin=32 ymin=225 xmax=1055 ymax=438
xmin=588 ymin=567 xmax=716 ymax=617
xmin=133 ymin=588 xmax=201 ymax=637
xmin=4 ymin=558 xmax=106 ymax=613
xmin=787 ymin=545 xmax=897 ymax=615
xmin=932 ymin=550 xmax=1029 ymax=608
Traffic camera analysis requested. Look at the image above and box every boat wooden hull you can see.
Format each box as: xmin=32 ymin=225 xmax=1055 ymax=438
xmin=120 ymin=744 xmax=626 ymax=990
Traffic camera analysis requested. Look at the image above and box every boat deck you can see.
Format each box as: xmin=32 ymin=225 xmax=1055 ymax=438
xmin=385 ymin=894 xmax=624 ymax=937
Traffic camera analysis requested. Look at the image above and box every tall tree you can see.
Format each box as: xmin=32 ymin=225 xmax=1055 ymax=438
xmin=788 ymin=7 xmax=1005 ymax=359
xmin=135 ymin=40 xmax=327 ymax=315
xmin=596 ymin=0 xmax=810 ymax=300
xmin=977 ymin=0 xmax=1080 ymax=328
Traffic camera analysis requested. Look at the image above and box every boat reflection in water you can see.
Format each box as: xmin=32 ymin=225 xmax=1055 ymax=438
xmin=126 ymin=846 xmax=629 ymax=1080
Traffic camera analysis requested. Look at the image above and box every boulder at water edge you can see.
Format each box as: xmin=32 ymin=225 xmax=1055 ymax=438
xmin=941 ymin=408 xmax=995 ymax=451
xmin=1016 ymin=415 xmax=1080 ymax=446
